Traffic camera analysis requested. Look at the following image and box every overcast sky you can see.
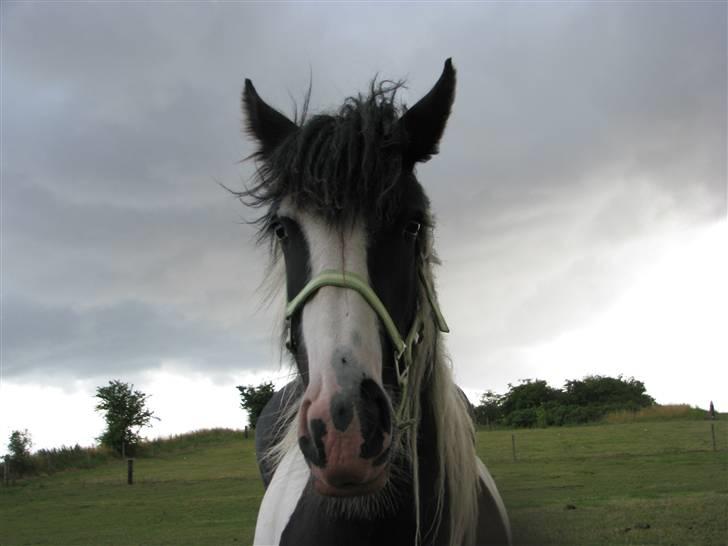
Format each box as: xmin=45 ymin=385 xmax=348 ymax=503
xmin=1 ymin=1 xmax=726 ymax=455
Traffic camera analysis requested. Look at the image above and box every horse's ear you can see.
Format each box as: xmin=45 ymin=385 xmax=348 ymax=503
xmin=399 ymin=58 xmax=456 ymax=167
xmin=242 ymin=79 xmax=298 ymax=155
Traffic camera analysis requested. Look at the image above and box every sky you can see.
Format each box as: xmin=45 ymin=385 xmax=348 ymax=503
xmin=1 ymin=1 xmax=726 ymax=455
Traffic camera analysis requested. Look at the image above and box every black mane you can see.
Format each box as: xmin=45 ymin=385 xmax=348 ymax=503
xmin=241 ymin=81 xmax=416 ymax=234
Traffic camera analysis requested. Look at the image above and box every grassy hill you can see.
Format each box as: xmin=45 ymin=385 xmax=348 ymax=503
xmin=1 ymin=420 xmax=726 ymax=545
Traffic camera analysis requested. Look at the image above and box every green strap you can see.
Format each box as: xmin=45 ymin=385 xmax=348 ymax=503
xmin=418 ymin=269 xmax=449 ymax=334
xmin=286 ymin=270 xmax=407 ymax=357
xmin=285 ymin=269 xmax=449 ymax=350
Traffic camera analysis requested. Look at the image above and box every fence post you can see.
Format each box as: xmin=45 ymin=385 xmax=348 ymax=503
xmin=511 ymin=433 xmax=517 ymax=462
xmin=3 ymin=461 xmax=8 ymax=486
xmin=127 ymin=459 xmax=134 ymax=485
xmin=711 ymin=423 xmax=716 ymax=452
xmin=244 ymin=426 xmax=249 ymax=439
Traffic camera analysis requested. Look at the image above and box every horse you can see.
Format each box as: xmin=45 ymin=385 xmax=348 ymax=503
xmin=240 ymin=59 xmax=511 ymax=546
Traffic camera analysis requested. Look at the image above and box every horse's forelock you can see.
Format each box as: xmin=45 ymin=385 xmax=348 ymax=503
xmin=241 ymin=80 xmax=412 ymax=238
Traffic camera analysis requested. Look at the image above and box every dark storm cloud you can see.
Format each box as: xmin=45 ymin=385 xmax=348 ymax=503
xmin=1 ymin=294 xmax=269 ymax=380
xmin=421 ymin=2 xmax=726 ymax=366
xmin=2 ymin=1 xmax=725 ymax=385
xmin=427 ymin=2 xmax=725 ymax=215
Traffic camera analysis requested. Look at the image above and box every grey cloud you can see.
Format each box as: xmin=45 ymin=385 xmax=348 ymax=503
xmin=2 ymin=295 xmax=269 ymax=380
xmin=436 ymin=174 xmax=715 ymax=363
xmin=426 ymin=2 xmax=725 ymax=216
xmin=3 ymin=176 xmax=264 ymax=330
xmin=5 ymin=74 xmax=242 ymax=209
xmin=2 ymin=1 xmax=724 ymax=386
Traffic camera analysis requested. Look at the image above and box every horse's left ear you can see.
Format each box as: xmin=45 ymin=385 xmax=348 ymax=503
xmin=242 ymin=78 xmax=298 ymax=156
xmin=399 ymin=58 xmax=456 ymax=167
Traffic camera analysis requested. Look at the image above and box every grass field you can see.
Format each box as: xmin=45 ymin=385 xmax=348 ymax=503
xmin=1 ymin=420 xmax=726 ymax=545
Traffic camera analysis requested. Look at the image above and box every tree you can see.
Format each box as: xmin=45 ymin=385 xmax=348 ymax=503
xmin=237 ymin=382 xmax=275 ymax=429
xmin=474 ymin=390 xmax=503 ymax=427
xmin=95 ymin=380 xmax=158 ymax=456
xmin=499 ymin=379 xmax=562 ymax=416
xmin=4 ymin=429 xmax=34 ymax=475
xmin=563 ymin=375 xmax=655 ymax=409
xmin=471 ymin=375 xmax=658 ymax=428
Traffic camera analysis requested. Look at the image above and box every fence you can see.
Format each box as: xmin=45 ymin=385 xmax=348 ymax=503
xmin=476 ymin=419 xmax=726 ymax=464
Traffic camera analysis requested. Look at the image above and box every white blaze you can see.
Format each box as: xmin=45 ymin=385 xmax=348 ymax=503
xmin=252 ymin=204 xmax=386 ymax=544
xmin=280 ymin=202 xmax=383 ymax=399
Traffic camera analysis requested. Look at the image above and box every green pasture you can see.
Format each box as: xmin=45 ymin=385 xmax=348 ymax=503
xmin=1 ymin=420 xmax=726 ymax=545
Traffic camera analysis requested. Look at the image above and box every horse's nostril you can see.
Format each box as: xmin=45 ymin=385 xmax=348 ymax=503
xmin=299 ymin=418 xmax=327 ymax=468
xmin=358 ymin=378 xmax=392 ymax=459
xmin=360 ymin=378 xmax=392 ymax=433
xmin=298 ymin=399 xmax=328 ymax=468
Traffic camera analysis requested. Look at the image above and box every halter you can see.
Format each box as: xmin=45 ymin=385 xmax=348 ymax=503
xmin=284 ymin=268 xmax=449 ymax=428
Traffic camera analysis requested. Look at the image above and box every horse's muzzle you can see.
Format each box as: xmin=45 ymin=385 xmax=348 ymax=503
xmin=298 ymin=377 xmax=393 ymax=496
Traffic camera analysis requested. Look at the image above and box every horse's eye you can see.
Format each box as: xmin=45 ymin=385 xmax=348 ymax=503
xmin=273 ymin=223 xmax=287 ymax=241
xmin=404 ymin=220 xmax=421 ymax=238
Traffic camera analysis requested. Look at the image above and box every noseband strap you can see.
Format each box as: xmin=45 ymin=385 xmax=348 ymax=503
xmin=286 ymin=270 xmax=402 ymax=355
xmin=285 ymin=269 xmax=448 ymax=358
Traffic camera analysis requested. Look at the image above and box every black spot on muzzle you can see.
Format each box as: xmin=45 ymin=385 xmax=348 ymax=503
xmin=330 ymin=392 xmax=355 ymax=432
xmin=358 ymin=378 xmax=392 ymax=459
xmin=299 ymin=418 xmax=327 ymax=468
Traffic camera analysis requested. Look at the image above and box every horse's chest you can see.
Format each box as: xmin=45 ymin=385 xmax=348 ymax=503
xmin=254 ymin=448 xmax=428 ymax=546
xmin=283 ymin=510 xmax=410 ymax=545
xmin=280 ymin=495 xmax=417 ymax=546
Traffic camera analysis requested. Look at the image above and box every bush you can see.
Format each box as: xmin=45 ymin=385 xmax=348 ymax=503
xmin=32 ymin=444 xmax=115 ymax=475
xmin=474 ymin=375 xmax=659 ymax=429
xmin=499 ymin=380 xmax=561 ymax=417
xmin=604 ymin=404 xmax=708 ymax=424
xmin=505 ymin=408 xmax=538 ymax=428
xmin=135 ymin=428 xmax=243 ymax=456
xmin=564 ymin=375 xmax=655 ymax=408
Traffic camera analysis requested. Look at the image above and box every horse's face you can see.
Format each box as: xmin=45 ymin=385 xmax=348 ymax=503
xmin=272 ymin=186 xmax=427 ymax=495
xmin=243 ymin=60 xmax=455 ymax=497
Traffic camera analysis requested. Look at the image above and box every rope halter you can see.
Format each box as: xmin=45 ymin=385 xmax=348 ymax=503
xmin=284 ymin=268 xmax=449 ymax=428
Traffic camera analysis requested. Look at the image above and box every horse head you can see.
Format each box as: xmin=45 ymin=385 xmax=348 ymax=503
xmin=242 ymin=60 xmax=456 ymax=497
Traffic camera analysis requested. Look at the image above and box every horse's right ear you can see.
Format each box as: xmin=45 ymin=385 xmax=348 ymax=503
xmin=242 ymin=79 xmax=298 ymax=155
